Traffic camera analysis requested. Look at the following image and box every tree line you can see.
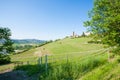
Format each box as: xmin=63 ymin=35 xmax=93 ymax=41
xmin=84 ymin=0 xmax=120 ymax=54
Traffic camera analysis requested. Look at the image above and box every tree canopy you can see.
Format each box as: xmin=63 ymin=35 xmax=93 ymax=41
xmin=0 ymin=27 xmax=14 ymax=54
xmin=84 ymin=0 xmax=120 ymax=47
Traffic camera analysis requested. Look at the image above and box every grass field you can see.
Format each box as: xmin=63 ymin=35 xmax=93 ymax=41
xmin=0 ymin=37 xmax=120 ymax=80
xmin=40 ymin=37 xmax=104 ymax=54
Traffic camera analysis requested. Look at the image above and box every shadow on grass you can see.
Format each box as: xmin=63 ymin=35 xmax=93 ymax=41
xmin=0 ymin=63 xmax=51 ymax=80
xmin=13 ymin=63 xmax=77 ymax=80
xmin=13 ymin=63 xmax=53 ymax=80
xmin=0 ymin=54 xmax=107 ymax=80
xmin=14 ymin=64 xmax=46 ymax=76
xmin=0 ymin=70 xmax=28 ymax=80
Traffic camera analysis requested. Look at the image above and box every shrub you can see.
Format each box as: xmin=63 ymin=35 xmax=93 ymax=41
xmin=112 ymin=47 xmax=120 ymax=55
xmin=116 ymin=56 xmax=120 ymax=63
xmin=88 ymin=40 xmax=102 ymax=44
xmin=39 ymin=56 xmax=106 ymax=80
xmin=14 ymin=64 xmax=43 ymax=76
xmin=0 ymin=54 xmax=11 ymax=64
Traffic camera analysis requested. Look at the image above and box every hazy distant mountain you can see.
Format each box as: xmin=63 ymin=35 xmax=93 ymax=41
xmin=12 ymin=39 xmax=46 ymax=44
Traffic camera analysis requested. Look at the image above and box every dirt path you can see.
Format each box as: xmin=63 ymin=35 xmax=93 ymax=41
xmin=34 ymin=47 xmax=51 ymax=57
xmin=0 ymin=47 xmax=50 ymax=80
xmin=0 ymin=48 xmax=43 ymax=80
xmin=34 ymin=50 xmax=43 ymax=57
xmin=0 ymin=70 xmax=40 ymax=80
xmin=0 ymin=70 xmax=28 ymax=80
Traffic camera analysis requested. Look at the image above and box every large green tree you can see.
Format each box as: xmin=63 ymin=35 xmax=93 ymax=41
xmin=0 ymin=27 xmax=14 ymax=64
xmin=84 ymin=0 xmax=120 ymax=48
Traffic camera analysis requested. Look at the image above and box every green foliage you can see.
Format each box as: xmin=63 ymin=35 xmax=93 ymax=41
xmin=0 ymin=27 xmax=11 ymax=39
xmin=14 ymin=65 xmax=43 ymax=76
xmin=81 ymin=62 xmax=118 ymax=80
xmin=88 ymin=40 xmax=102 ymax=44
xmin=0 ymin=27 xmax=14 ymax=53
xmin=1 ymin=37 xmax=119 ymax=79
xmin=8 ymin=37 xmax=108 ymax=79
xmin=12 ymin=39 xmax=45 ymax=45
xmin=0 ymin=54 xmax=11 ymax=64
xmin=111 ymin=47 xmax=120 ymax=55
xmin=14 ymin=45 xmax=34 ymax=50
xmin=39 ymin=55 xmax=107 ymax=80
xmin=0 ymin=27 xmax=14 ymax=64
xmin=116 ymin=56 xmax=120 ymax=63
xmin=84 ymin=0 xmax=120 ymax=47
xmin=81 ymin=32 xmax=86 ymax=37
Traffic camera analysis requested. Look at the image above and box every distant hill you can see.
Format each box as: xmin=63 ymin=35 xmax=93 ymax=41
xmin=12 ymin=39 xmax=46 ymax=44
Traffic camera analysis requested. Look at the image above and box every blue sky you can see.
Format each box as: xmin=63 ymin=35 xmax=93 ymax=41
xmin=0 ymin=0 xmax=93 ymax=40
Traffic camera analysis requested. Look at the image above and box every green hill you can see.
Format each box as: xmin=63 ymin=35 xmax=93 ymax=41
xmin=12 ymin=39 xmax=45 ymax=44
xmin=39 ymin=37 xmax=104 ymax=54
xmin=0 ymin=37 xmax=120 ymax=80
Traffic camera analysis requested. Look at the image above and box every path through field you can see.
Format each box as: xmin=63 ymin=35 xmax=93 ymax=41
xmin=0 ymin=70 xmax=28 ymax=80
xmin=0 ymin=48 xmax=44 ymax=80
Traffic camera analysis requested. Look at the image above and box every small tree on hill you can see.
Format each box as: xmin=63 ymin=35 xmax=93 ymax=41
xmin=81 ymin=32 xmax=86 ymax=37
xmin=0 ymin=27 xmax=14 ymax=64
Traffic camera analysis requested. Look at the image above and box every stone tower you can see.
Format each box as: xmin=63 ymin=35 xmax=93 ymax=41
xmin=73 ymin=31 xmax=75 ymax=37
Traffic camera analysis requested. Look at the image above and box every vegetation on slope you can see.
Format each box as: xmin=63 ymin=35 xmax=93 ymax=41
xmin=0 ymin=37 xmax=120 ymax=80
xmin=40 ymin=37 xmax=104 ymax=54
xmin=84 ymin=0 xmax=120 ymax=54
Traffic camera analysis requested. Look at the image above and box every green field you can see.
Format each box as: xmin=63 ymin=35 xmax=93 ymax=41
xmin=0 ymin=37 xmax=120 ymax=80
xmin=40 ymin=37 xmax=104 ymax=54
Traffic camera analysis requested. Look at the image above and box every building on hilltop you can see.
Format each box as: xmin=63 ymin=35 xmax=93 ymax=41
xmin=70 ymin=32 xmax=91 ymax=38
xmin=71 ymin=32 xmax=79 ymax=38
xmin=72 ymin=32 xmax=75 ymax=38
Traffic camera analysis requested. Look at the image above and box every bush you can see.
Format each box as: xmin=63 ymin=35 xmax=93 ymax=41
xmin=116 ymin=56 xmax=120 ymax=63
xmin=0 ymin=54 xmax=11 ymax=64
xmin=88 ymin=40 xmax=102 ymax=44
xmin=112 ymin=47 xmax=120 ymax=55
xmin=39 ymin=56 xmax=107 ymax=80
xmin=14 ymin=64 xmax=43 ymax=76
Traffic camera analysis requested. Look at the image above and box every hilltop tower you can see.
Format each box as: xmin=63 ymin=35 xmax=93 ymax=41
xmin=73 ymin=31 xmax=75 ymax=37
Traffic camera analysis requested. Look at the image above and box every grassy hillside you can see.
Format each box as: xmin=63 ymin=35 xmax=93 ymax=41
xmin=39 ymin=37 xmax=104 ymax=54
xmin=10 ymin=37 xmax=105 ymax=63
xmin=0 ymin=37 xmax=120 ymax=80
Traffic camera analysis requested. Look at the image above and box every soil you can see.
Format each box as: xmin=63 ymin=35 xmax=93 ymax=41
xmin=0 ymin=70 xmax=39 ymax=80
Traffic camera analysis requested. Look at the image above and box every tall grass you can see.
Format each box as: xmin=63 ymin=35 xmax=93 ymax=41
xmin=14 ymin=64 xmax=44 ymax=76
xmin=81 ymin=62 xmax=118 ymax=80
xmin=39 ymin=54 xmax=107 ymax=80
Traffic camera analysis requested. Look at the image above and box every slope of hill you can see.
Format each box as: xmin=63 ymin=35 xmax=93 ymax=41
xmin=0 ymin=37 xmax=120 ymax=80
xmin=12 ymin=39 xmax=45 ymax=44
xmin=39 ymin=37 xmax=104 ymax=54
